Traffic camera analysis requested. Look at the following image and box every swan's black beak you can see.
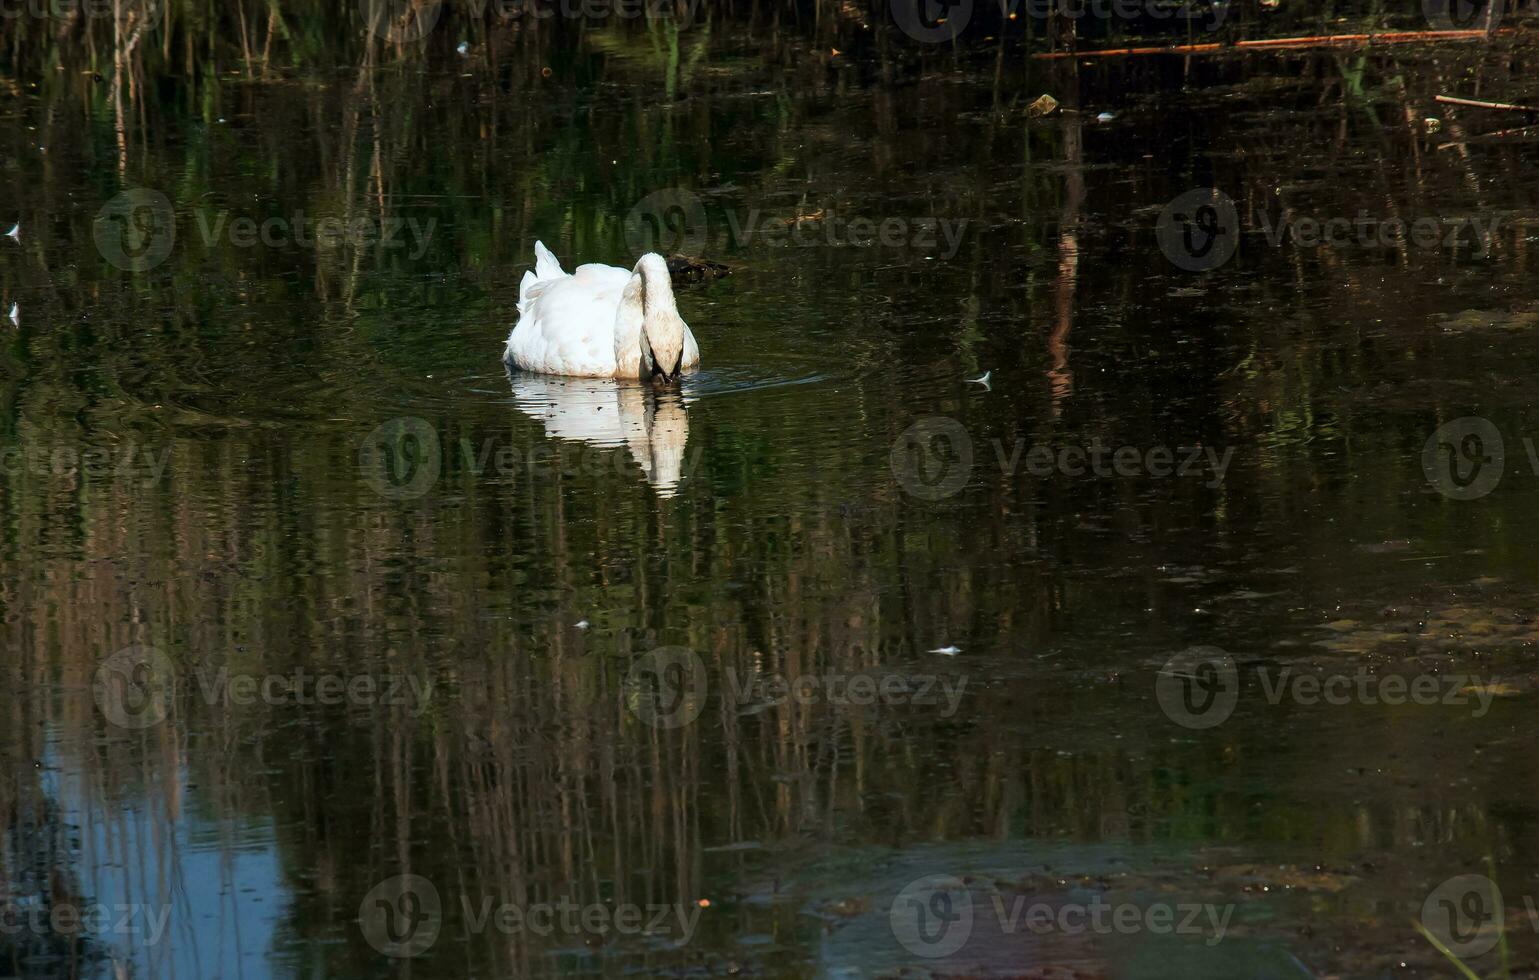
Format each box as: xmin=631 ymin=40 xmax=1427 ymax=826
xmin=650 ymin=358 xmax=682 ymax=385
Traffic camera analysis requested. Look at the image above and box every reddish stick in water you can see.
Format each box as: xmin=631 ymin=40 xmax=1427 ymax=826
xmin=1031 ymin=28 xmax=1501 ymax=59
xmin=1435 ymin=94 xmax=1539 ymax=113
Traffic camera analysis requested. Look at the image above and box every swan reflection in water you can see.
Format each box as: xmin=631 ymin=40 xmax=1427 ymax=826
xmin=505 ymin=369 xmax=693 ymax=496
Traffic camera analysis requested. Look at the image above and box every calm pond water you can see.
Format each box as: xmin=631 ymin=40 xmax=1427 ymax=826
xmin=3 ymin=8 xmax=1539 ymax=978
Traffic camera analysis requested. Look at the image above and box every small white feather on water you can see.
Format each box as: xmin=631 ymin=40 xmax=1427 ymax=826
xmin=929 ymin=645 xmax=961 ymax=656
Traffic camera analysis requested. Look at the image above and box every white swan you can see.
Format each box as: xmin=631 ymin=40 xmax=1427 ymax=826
xmin=507 ymin=372 xmax=692 ymax=496
xmin=504 ymin=241 xmax=700 ymax=381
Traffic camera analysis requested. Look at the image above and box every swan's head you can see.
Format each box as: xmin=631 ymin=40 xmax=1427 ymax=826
xmin=634 ymin=253 xmax=687 ymax=382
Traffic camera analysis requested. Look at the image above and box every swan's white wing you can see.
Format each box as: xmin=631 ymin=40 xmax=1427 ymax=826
xmin=505 ymin=263 xmax=633 ymax=377
xmin=681 ymin=323 xmax=701 ymax=372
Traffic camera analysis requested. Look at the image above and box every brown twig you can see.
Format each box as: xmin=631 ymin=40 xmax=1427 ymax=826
xmin=1031 ymin=29 xmax=1502 ymax=59
xmin=1435 ymin=95 xmax=1539 ymax=113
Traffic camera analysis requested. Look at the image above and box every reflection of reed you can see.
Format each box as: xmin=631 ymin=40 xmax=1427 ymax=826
xmin=0 ymin=393 xmax=1526 ymax=977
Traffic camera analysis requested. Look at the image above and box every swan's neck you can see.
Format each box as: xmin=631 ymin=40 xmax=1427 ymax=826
xmin=635 ymin=257 xmax=677 ymax=319
xmin=616 ymin=254 xmax=683 ymax=379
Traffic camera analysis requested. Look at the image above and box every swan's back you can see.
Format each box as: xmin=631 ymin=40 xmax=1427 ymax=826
xmin=507 ymin=244 xmax=634 ymax=377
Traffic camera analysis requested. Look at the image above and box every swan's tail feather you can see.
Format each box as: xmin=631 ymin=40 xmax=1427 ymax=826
xmin=518 ymin=241 xmax=568 ymax=314
xmin=517 ymin=270 xmax=538 ymax=316
xmin=534 ymin=240 xmax=565 ymax=280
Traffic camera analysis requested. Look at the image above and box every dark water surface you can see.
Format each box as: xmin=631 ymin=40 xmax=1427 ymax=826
xmin=3 ymin=12 xmax=1539 ymax=978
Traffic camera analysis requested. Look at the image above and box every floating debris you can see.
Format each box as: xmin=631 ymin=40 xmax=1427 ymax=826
xmin=966 ymin=370 xmax=991 ymax=390
xmin=667 ymin=254 xmax=732 ymax=284
xmin=574 ymin=619 xmax=590 ymax=630
xmin=929 ymin=645 xmax=962 ymax=656
xmin=1027 ymin=94 xmax=1059 ymax=118
xmin=1096 ymin=111 xmax=1115 ymax=123
xmin=3 ymin=223 xmax=16 ymax=241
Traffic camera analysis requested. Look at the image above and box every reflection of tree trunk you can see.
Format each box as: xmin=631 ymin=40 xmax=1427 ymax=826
xmin=113 ymin=0 xmax=128 ymax=177
xmin=1049 ymin=88 xmax=1083 ymax=415
xmin=110 ymin=0 xmax=153 ymax=178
